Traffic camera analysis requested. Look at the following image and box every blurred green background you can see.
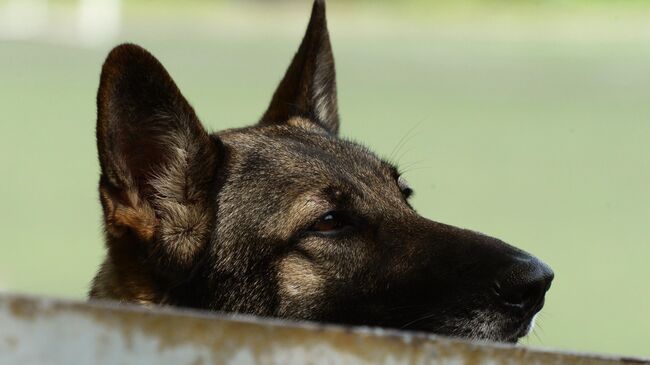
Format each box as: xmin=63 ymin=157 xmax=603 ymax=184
xmin=0 ymin=0 xmax=648 ymax=358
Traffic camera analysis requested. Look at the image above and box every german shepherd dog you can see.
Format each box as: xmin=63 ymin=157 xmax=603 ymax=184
xmin=90 ymin=0 xmax=553 ymax=343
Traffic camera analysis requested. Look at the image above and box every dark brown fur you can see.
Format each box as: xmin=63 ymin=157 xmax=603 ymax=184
xmin=91 ymin=0 xmax=553 ymax=342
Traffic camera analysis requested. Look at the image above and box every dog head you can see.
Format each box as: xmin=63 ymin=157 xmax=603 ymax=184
xmin=91 ymin=0 xmax=553 ymax=343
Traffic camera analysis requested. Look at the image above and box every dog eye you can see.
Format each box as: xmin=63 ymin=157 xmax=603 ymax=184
xmin=398 ymin=176 xmax=413 ymax=198
xmin=310 ymin=212 xmax=346 ymax=233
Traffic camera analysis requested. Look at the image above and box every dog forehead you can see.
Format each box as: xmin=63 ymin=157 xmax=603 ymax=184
xmin=217 ymin=126 xmax=392 ymax=183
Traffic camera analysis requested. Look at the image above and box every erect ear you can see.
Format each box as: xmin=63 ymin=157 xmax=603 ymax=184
xmin=259 ymin=0 xmax=340 ymax=135
xmin=96 ymin=43 xmax=217 ymax=274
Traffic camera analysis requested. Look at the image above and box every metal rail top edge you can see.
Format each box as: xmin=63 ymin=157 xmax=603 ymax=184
xmin=0 ymin=292 xmax=647 ymax=365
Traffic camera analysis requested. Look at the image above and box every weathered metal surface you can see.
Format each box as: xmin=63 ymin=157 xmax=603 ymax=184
xmin=0 ymin=293 xmax=647 ymax=365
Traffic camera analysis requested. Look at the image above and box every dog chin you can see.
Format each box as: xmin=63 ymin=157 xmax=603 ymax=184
xmin=501 ymin=314 xmax=538 ymax=343
xmin=438 ymin=310 xmax=538 ymax=344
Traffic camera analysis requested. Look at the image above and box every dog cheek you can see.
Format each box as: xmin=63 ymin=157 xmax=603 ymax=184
xmin=276 ymin=254 xmax=326 ymax=317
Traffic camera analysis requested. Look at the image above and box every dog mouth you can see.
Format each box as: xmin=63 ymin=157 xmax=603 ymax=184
xmin=412 ymin=309 xmax=540 ymax=344
xmin=496 ymin=313 xmax=539 ymax=344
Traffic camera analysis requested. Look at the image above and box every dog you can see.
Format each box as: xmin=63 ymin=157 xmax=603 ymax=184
xmin=90 ymin=0 xmax=553 ymax=343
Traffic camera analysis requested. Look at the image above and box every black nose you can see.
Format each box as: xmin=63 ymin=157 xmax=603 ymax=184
xmin=494 ymin=256 xmax=554 ymax=313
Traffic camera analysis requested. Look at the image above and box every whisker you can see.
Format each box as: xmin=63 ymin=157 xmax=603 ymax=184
xmin=387 ymin=118 xmax=427 ymax=163
xmin=395 ymin=147 xmax=417 ymax=166
xmin=400 ymin=165 xmax=434 ymax=174
xmin=533 ymin=328 xmax=543 ymax=344
xmin=400 ymin=311 xmax=440 ymax=330
xmin=398 ymin=159 xmax=427 ymax=172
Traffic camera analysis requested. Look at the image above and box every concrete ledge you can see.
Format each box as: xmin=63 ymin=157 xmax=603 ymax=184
xmin=0 ymin=293 xmax=647 ymax=365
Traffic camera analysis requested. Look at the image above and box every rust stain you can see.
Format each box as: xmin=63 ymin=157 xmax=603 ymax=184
xmin=8 ymin=297 xmax=39 ymax=320
xmin=3 ymin=336 xmax=18 ymax=350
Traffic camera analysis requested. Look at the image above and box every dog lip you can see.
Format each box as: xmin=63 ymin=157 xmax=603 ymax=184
xmin=497 ymin=293 xmax=546 ymax=318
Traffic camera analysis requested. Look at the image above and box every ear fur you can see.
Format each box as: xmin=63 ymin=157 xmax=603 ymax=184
xmin=96 ymin=44 xmax=217 ymax=274
xmin=259 ymin=0 xmax=339 ymax=134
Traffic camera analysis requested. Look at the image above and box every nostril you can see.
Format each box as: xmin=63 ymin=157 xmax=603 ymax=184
xmin=494 ymin=279 xmax=533 ymax=309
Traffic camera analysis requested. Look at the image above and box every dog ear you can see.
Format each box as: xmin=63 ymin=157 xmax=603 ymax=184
xmin=259 ymin=0 xmax=339 ymax=135
xmin=96 ymin=44 xmax=217 ymax=274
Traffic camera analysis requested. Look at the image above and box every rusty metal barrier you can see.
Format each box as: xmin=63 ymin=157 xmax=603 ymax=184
xmin=0 ymin=293 xmax=647 ymax=365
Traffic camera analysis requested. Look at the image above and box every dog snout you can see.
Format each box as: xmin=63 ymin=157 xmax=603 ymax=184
xmin=493 ymin=256 xmax=554 ymax=314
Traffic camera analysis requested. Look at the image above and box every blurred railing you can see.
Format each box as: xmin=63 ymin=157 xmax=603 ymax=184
xmin=0 ymin=293 xmax=647 ymax=365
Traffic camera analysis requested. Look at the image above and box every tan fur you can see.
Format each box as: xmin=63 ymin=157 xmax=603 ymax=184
xmin=261 ymin=193 xmax=331 ymax=241
xmin=287 ymin=117 xmax=330 ymax=135
xmin=149 ymin=125 xmax=214 ymax=268
xmin=278 ymin=254 xmax=325 ymax=299
xmin=100 ymin=188 xmax=157 ymax=242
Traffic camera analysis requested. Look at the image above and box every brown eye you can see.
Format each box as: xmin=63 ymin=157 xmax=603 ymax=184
xmin=310 ymin=212 xmax=344 ymax=233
